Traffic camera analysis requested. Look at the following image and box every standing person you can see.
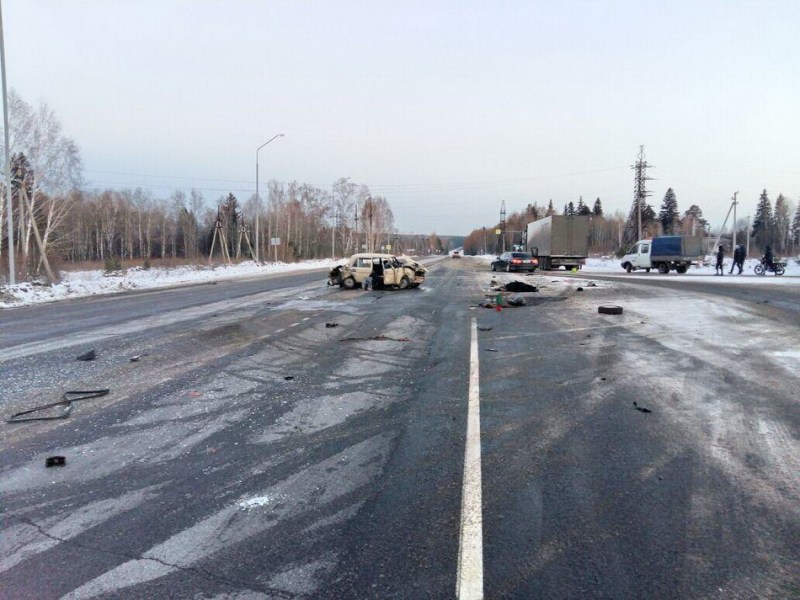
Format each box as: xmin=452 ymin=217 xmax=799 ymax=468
xmin=730 ymin=245 xmax=740 ymax=274
xmin=737 ymin=244 xmax=746 ymax=274
xmin=715 ymin=245 xmax=725 ymax=276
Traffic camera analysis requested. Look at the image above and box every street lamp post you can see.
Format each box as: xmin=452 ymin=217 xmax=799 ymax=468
xmin=255 ymin=134 xmax=284 ymax=262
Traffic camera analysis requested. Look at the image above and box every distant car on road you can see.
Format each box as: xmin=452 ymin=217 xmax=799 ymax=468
xmin=451 ymin=251 xmax=461 ymax=258
xmin=491 ymin=252 xmax=538 ymax=272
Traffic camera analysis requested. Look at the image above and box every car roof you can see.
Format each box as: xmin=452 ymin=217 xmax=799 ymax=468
xmin=350 ymin=253 xmax=397 ymax=259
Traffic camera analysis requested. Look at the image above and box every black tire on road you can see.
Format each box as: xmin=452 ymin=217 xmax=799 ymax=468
xmin=343 ymin=277 xmax=356 ymax=290
xmin=598 ymin=305 xmax=623 ymax=315
xmin=675 ymin=265 xmax=688 ymax=274
xmin=506 ymin=264 xmax=511 ymax=273
xmin=625 ymin=263 xmax=633 ymax=273
xmin=658 ymin=262 xmax=670 ymax=274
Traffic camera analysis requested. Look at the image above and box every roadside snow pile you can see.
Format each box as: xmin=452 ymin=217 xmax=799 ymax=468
xmin=0 ymin=259 xmax=338 ymax=308
xmin=586 ymin=255 xmax=800 ymax=276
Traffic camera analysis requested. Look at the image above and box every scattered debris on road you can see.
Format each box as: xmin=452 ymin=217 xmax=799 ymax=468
xmin=504 ymin=281 xmax=537 ymax=293
xmin=633 ymin=402 xmax=652 ymax=413
xmin=129 ymin=353 xmax=149 ymax=362
xmin=339 ymin=335 xmax=411 ymax=343
xmin=325 ymin=322 xmax=339 ymax=328
xmin=8 ymin=389 xmax=111 ymax=423
xmin=598 ymin=305 xmax=623 ymax=315
xmin=576 ymin=287 xmax=584 ymax=292
xmin=507 ymin=295 xmax=527 ymax=306
xmin=485 ymin=348 xmax=498 ymax=352
xmin=76 ymin=350 xmax=96 ymax=361
xmin=46 ymin=456 xmax=66 ymax=468
xmin=284 ymin=376 xmax=295 ymax=381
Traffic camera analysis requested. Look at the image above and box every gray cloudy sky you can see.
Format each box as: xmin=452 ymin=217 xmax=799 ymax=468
xmin=4 ymin=0 xmax=799 ymax=235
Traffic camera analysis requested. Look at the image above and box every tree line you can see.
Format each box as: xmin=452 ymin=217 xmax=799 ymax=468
xmin=463 ymin=188 xmax=800 ymax=257
xmin=0 ymin=92 xmax=399 ymax=283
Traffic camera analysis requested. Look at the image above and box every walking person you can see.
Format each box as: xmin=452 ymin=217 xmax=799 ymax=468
xmin=715 ymin=245 xmax=725 ymax=276
xmin=737 ymin=244 xmax=746 ymax=274
xmin=730 ymin=244 xmax=744 ymax=275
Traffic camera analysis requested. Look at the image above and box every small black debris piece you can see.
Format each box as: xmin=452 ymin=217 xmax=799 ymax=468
xmin=633 ymin=401 xmax=652 ymax=413
xmin=46 ymin=456 xmax=66 ymax=468
xmin=505 ymin=281 xmax=537 ymax=293
xmin=284 ymin=376 xmax=295 ymax=381
xmin=485 ymin=348 xmax=499 ymax=352
xmin=76 ymin=350 xmax=96 ymax=362
xmin=598 ymin=305 xmax=623 ymax=315
xmin=477 ymin=326 xmax=493 ymax=332
xmin=325 ymin=322 xmax=339 ymax=328
xmin=576 ymin=287 xmax=584 ymax=292
xmin=587 ymin=282 xmax=597 ymax=287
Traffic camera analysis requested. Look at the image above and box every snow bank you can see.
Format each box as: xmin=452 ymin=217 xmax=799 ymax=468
xmin=0 ymin=259 xmax=338 ymax=308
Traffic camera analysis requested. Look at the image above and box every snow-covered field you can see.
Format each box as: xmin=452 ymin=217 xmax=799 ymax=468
xmin=1 ymin=254 xmax=798 ymax=309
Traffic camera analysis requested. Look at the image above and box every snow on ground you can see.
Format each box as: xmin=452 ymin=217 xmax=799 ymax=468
xmin=0 ymin=259 xmax=339 ymax=309
xmin=2 ymin=253 xmax=799 ymax=309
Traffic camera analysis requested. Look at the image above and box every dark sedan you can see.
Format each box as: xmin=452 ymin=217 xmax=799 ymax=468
xmin=491 ymin=252 xmax=538 ymax=272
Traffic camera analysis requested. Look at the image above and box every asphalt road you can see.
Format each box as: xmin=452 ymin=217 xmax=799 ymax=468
xmin=1 ymin=259 xmax=798 ymax=599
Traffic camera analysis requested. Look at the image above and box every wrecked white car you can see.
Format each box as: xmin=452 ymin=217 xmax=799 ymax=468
xmin=328 ymin=253 xmax=427 ymax=290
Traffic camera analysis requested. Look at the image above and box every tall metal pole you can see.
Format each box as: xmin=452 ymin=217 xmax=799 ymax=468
xmin=731 ymin=191 xmax=738 ymax=250
xmin=255 ymin=133 xmax=283 ymax=262
xmin=0 ymin=1 xmax=15 ymax=284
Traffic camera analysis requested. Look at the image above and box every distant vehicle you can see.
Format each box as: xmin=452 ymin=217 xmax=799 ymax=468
xmin=451 ymin=251 xmax=461 ymax=258
xmin=527 ymin=215 xmax=589 ymax=271
xmin=620 ymin=236 xmax=704 ymax=274
xmin=328 ymin=253 xmax=427 ymax=289
xmin=491 ymin=252 xmax=538 ymax=272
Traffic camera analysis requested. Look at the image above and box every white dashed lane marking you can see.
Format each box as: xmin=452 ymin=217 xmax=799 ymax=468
xmin=457 ymin=318 xmax=484 ymax=599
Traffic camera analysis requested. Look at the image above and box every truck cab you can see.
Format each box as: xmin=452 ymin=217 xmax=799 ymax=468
xmin=621 ymin=236 xmax=700 ymax=274
xmin=621 ymin=241 xmax=653 ymax=272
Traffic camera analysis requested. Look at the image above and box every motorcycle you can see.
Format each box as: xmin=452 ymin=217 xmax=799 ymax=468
xmin=754 ymin=256 xmax=786 ymax=276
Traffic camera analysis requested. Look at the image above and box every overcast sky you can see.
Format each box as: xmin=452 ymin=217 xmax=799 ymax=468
xmin=4 ymin=0 xmax=799 ymax=235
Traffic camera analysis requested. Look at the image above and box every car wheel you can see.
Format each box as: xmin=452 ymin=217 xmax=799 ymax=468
xmin=399 ymin=276 xmax=410 ymax=289
xmin=342 ymin=277 xmax=356 ymax=290
xmin=505 ymin=264 xmax=511 ymax=273
xmin=491 ymin=264 xmax=496 ymax=271
xmin=657 ymin=263 xmax=669 ymax=274
xmin=625 ymin=263 xmax=632 ymax=273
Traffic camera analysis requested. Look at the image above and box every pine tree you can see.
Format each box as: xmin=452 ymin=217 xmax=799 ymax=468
xmin=566 ymin=201 xmax=575 ymax=216
xmin=658 ymin=188 xmax=680 ymax=235
xmin=684 ymin=204 xmax=708 ymax=235
xmin=791 ymin=204 xmax=800 ymax=250
xmin=577 ymin=196 xmax=592 ymax=216
xmin=752 ymin=189 xmax=773 ymax=249
xmin=545 ymin=200 xmax=555 ymax=217
xmin=773 ymin=193 xmax=790 ymax=252
xmin=592 ymin=197 xmax=603 ymax=217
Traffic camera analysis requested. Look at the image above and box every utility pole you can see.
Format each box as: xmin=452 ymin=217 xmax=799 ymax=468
xmin=746 ymin=215 xmax=751 ymax=258
xmin=500 ymin=200 xmax=507 ymax=253
xmin=626 ymin=146 xmax=654 ymax=244
xmin=1 ymin=0 xmax=15 ymax=284
xmin=731 ymin=191 xmax=738 ymax=250
xmin=354 ymin=202 xmax=359 ymax=252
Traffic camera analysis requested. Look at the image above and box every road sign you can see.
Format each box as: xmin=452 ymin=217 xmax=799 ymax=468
xmin=270 ymin=238 xmax=280 ymax=246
